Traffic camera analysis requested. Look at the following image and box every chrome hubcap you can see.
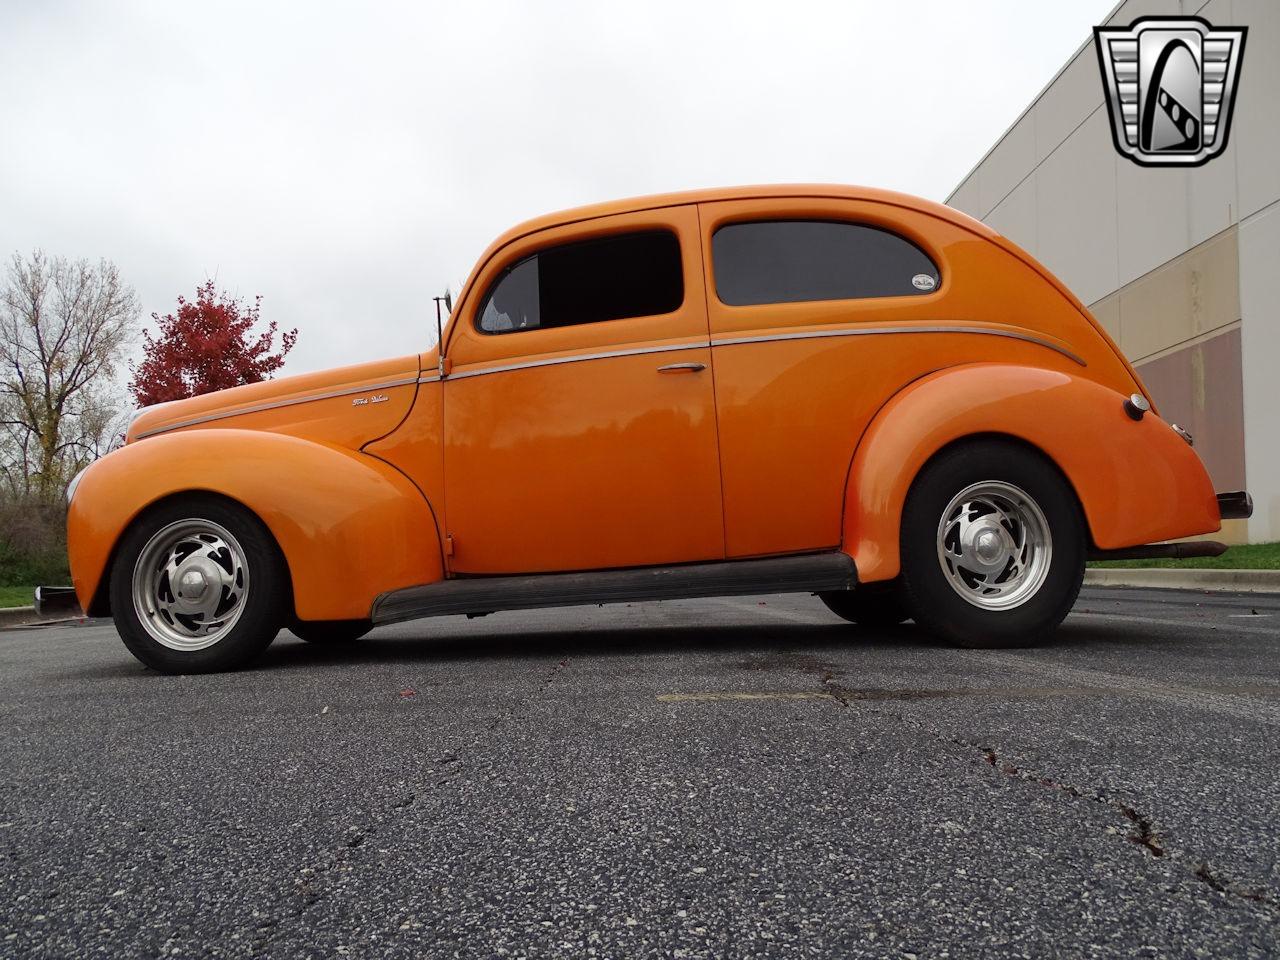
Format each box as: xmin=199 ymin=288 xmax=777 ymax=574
xmin=131 ymin=519 xmax=250 ymax=651
xmin=936 ymin=481 xmax=1051 ymax=610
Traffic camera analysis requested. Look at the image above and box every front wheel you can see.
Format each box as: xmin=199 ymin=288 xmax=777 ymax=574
xmin=109 ymin=496 xmax=288 ymax=674
xmin=899 ymin=440 xmax=1085 ymax=649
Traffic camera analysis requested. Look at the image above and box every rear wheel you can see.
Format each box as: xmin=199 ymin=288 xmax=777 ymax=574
xmin=899 ymin=440 xmax=1084 ymax=648
xmin=819 ymin=584 xmax=910 ymax=628
xmin=290 ymin=619 xmax=372 ymax=645
xmin=109 ymin=496 xmax=287 ymax=674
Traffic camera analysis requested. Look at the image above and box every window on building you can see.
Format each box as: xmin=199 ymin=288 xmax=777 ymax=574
xmin=477 ymin=231 xmax=684 ymax=334
xmin=711 ymin=220 xmax=940 ymax=307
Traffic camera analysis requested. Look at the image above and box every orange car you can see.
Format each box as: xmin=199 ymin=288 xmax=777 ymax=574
xmin=67 ymin=185 xmax=1250 ymax=673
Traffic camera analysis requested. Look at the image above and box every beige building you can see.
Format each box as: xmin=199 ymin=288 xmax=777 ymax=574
xmin=947 ymin=0 xmax=1278 ymax=543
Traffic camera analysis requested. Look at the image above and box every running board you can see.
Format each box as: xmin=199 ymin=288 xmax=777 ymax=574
xmin=371 ymin=552 xmax=857 ymax=625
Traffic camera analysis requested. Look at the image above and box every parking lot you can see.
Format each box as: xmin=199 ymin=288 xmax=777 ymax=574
xmin=1 ymin=585 xmax=1278 ymax=958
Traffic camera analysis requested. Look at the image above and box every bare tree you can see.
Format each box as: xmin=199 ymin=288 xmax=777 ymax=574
xmin=0 ymin=250 xmax=138 ymax=502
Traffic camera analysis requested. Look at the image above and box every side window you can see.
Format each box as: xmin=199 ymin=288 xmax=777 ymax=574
xmin=478 ymin=230 xmax=683 ymax=334
xmin=711 ymin=220 xmax=940 ymax=307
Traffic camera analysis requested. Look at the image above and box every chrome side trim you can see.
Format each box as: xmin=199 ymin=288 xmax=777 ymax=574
xmin=710 ymin=324 xmax=1087 ymax=366
xmin=134 ymin=376 xmax=421 ymax=439
xmin=418 ymin=373 xmax=441 ymax=384
xmin=446 ymin=341 xmax=701 ymax=381
xmin=437 ymin=325 xmax=1084 ymax=386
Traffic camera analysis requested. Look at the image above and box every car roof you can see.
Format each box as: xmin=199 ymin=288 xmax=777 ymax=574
xmin=445 ymin=184 xmax=1006 ymax=337
xmin=483 ymin=183 xmax=997 ymax=255
xmin=442 ymin=183 xmax=1108 ymax=370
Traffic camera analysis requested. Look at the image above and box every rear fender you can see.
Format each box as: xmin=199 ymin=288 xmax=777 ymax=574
xmin=843 ymin=364 xmax=1220 ymax=582
xmin=68 ymin=429 xmax=444 ymax=620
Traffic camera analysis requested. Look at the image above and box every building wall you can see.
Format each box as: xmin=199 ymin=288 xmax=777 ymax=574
xmin=947 ymin=0 xmax=1280 ymax=543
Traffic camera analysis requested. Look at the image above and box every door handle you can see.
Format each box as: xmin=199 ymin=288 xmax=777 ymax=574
xmin=657 ymin=362 xmax=706 ymax=374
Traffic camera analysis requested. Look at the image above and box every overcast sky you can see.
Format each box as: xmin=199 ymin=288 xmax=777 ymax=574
xmin=1 ymin=0 xmax=1118 ymax=377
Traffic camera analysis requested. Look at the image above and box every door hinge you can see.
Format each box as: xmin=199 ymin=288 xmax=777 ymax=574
xmin=445 ymin=534 xmax=455 ymax=557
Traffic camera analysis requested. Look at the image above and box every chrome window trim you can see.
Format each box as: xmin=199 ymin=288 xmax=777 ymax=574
xmin=445 ymin=341 xmax=700 ymax=381
xmin=710 ymin=324 xmax=1087 ymax=366
xmin=134 ymin=377 xmax=421 ymax=439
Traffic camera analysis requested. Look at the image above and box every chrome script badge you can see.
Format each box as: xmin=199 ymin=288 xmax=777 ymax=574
xmin=1094 ymin=16 xmax=1246 ymax=167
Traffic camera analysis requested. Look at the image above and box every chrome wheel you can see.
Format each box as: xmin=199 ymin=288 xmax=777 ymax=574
xmin=131 ymin=519 xmax=251 ymax=651
xmin=936 ymin=480 xmax=1051 ymax=611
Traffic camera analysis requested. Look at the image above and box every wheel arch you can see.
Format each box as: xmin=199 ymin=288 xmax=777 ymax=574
xmin=901 ymin=430 xmax=1089 ymax=527
xmin=69 ymin=428 xmax=445 ymax=622
xmin=841 ymin=363 xmax=1219 ymax=583
xmin=83 ymin=489 xmax=295 ymax=618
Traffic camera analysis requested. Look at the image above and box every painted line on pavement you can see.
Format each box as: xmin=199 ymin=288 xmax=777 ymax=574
xmin=658 ymin=691 xmax=836 ymax=703
xmin=957 ymin=650 xmax=1280 ymax=727
xmin=1069 ymin=609 xmax=1280 ymax=638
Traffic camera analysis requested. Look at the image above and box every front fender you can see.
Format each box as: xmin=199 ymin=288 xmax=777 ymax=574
xmin=68 ymin=429 xmax=444 ymax=620
xmin=844 ymin=364 xmax=1220 ymax=583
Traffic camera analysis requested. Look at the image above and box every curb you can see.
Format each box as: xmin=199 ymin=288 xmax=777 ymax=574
xmin=0 ymin=605 xmax=39 ymax=628
xmin=1084 ymin=568 xmax=1280 ymax=593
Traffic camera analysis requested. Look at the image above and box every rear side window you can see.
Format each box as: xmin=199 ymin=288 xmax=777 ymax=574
xmin=712 ymin=220 xmax=940 ymax=307
xmin=478 ymin=231 xmax=683 ymax=334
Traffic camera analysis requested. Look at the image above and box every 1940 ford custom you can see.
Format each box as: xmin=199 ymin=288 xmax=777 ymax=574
xmin=66 ymin=185 xmax=1250 ymax=673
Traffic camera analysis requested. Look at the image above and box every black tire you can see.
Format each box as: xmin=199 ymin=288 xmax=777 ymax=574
xmin=108 ymin=495 xmax=288 ymax=674
xmin=899 ymin=439 xmax=1085 ymax=649
xmin=818 ymin=583 xmax=911 ymax=627
xmin=290 ymin=619 xmax=373 ymax=645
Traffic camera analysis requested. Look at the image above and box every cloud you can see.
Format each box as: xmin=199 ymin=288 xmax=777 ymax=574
xmin=0 ymin=0 xmax=1117 ymax=375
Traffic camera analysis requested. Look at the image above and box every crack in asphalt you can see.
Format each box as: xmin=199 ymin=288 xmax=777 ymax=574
xmin=483 ymin=655 xmax=572 ymax=732
xmin=797 ymin=660 xmax=1280 ymax=916
xmin=1114 ymin=802 xmax=1164 ymax=858
xmin=540 ymin=657 xmax=570 ymax=692
xmin=257 ymin=661 xmax=575 ymax=944
xmin=964 ymin=745 xmax=1169 ymax=858
xmin=256 ymin=748 xmax=467 ymax=948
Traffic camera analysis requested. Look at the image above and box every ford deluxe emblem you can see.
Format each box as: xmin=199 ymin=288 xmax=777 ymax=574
xmin=912 ymin=274 xmax=937 ymax=291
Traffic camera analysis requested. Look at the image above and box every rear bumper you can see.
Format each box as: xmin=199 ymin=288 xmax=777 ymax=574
xmin=1217 ymin=491 xmax=1253 ymax=520
xmin=1088 ymin=492 xmax=1252 ymax=562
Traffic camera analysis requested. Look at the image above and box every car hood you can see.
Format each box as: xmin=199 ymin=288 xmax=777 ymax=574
xmin=126 ymin=355 xmax=422 ymax=448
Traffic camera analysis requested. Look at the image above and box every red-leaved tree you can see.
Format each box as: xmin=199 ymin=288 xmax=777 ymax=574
xmin=129 ymin=280 xmax=298 ymax=407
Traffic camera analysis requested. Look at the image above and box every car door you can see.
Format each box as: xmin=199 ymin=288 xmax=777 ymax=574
xmin=698 ymin=197 xmax=949 ymax=559
xmin=441 ymin=204 xmax=725 ymax=575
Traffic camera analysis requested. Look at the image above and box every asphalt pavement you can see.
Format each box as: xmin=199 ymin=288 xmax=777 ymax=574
xmin=1 ymin=586 xmax=1278 ymax=958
